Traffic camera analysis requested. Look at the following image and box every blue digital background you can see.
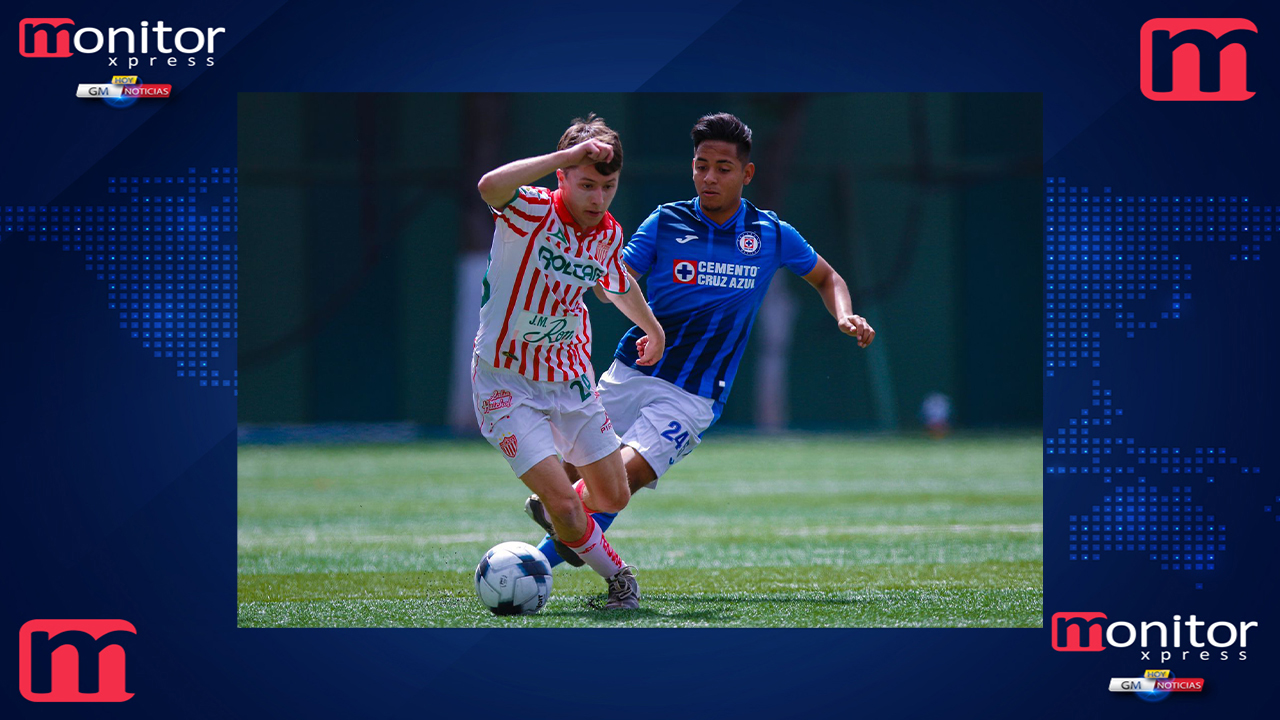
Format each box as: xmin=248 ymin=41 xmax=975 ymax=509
xmin=3 ymin=0 xmax=1278 ymax=716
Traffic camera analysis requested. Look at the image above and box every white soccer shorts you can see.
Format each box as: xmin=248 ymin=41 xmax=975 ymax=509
xmin=472 ymin=355 xmax=620 ymax=477
xmin=597 ymin=359 xmax=716 ymax=484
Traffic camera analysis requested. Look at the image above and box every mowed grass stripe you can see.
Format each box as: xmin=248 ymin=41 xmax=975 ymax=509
xmin=239 ymin=562 xmax=1042 ymax=628
xmin=238 ymin=434 xmax=1042 ymax=627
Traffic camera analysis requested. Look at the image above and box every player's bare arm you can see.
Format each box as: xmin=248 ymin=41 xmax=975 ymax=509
xmin=802 ymin=255 xmax=876 ymax=348
xmin=606 ymin=279 xmax=665 ymax=366
xmin=591 ymin=261 xmax=641 ymax=304
xmin=476 ymin=140 xmax=615 ymax=209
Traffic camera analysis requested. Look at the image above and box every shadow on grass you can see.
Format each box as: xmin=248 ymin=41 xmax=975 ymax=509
xmin=543 ymin=592 xmax=868 ymax=622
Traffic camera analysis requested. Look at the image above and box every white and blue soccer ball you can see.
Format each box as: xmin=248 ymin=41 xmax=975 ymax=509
xmin=475 ymin=541 xmax=553 ymax=616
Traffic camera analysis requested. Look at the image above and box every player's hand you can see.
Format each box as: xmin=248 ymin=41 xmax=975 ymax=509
xmin=839 ymin=314 xmax=875 ymax=348
xmin=565 ymin=139 xmax=614 ymax=167
xmin=634 ymin=331 xmax=665 ymax=366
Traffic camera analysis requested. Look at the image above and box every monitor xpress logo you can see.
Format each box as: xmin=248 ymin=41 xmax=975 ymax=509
xmin=1051 ymin=612 xmax=1258 ymax=661
xmin=18 ymin=620 xmax=137 ymax=702
xmin=1140 ymin=18 xmax=1257 ymax=101
xmin=19 ymin=18 xmax=224 ymax=67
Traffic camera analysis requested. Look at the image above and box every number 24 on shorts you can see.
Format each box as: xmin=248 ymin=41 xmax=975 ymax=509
xmin=661 ymin=421 xmax=689 ymax=450
xmin=569 ymin=375 xmax=592 ymax=402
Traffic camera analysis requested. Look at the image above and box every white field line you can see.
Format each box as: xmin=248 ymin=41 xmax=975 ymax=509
xmin=237 ymin=523 xmax=1042 ymax=548
xmin=772 ymin=523 xmax=1043 ymax=537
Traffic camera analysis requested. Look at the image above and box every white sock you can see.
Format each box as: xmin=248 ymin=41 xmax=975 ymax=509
xmin=561 ymin=514 xmax=625 ymax=579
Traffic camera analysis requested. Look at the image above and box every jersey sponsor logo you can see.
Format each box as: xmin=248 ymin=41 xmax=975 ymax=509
xmin=601 ymin=414 xmax=613 ymax=433
xmin=736 ymin=230 xmax=762 ymax=257
xmin=696 ymin=260 xmax=758 ymax=289
xmin=675 ymin=234 xmax=699 ymax=244
xmin=673 ymin=260 xmax=697 ymax=284
xmin=536 ymin=244 xmax=605 ymax=284
xmin=499 ymin=433 xmax=519 ymax=459
xmin=515 ymin=310 xmax=579 ymax=344
xmin=481 ymin=389 xmax=512 ymax=415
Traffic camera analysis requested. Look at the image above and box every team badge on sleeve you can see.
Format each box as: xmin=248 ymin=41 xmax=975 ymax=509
xmin=735 ymin=231 xmax=761 ymax=257
xmin=673 ymin=260 xmax=698 ymax=284
xmin=499 ymin=433 xmax=519 ymax=459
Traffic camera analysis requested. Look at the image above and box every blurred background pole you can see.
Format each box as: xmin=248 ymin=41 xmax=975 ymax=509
xmin=752 ymin=94 xmax=809 ymax=433
xmin=449 ymin=94 xmax=509 ymax=435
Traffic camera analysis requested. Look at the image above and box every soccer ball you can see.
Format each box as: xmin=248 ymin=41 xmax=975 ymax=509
xmin=474 ymin=541 xmax=553 ymax=615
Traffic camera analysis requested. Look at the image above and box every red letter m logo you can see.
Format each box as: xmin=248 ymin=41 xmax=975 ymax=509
xmin=1141 ymin=18 xmax=1257 ymax=101
xmin=18 ymin=18 xmax=75 ymax=57
xmin=19 ymin=620 xmax=137 ymax=702
xmin=1051 ymin=612 xmax=1108 ymax=652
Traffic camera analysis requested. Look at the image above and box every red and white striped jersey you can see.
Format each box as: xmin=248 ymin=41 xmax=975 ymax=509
xmin=474 ymin=186 xmax=630 ymax=382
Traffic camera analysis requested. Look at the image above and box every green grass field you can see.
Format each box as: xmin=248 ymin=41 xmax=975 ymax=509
xmin=238 ymin=434 xmax=1042 ymax=628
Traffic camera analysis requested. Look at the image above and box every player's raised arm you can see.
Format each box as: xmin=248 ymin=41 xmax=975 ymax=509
xmin=477 ymin=139 xmax=615 ymax=210
xmin=802 ymin=255 xmax=876 ymax=349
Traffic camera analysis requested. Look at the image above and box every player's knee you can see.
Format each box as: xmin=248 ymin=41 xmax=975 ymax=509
xmin=591 ymin=483 xmax=630 ymax=514
xmin=545 ymin=494 xmax=585 ymax=526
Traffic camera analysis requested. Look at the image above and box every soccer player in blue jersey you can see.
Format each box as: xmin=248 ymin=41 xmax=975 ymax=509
xmin=525 ymin=112 xmax=875 ymax=568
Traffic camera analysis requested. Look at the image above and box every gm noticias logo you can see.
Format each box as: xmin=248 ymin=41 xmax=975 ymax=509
xmin=18 ymin=620 xmax=136 ymax=702
xmin=1141 ymin=18 xmax=1258 ymax=101
xmin=19 ymin=18 xmax=224 ymax=68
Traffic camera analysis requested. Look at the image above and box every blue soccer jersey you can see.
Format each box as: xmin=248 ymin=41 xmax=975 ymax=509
xmin=613 ymin=197 xmax=818 ymax=414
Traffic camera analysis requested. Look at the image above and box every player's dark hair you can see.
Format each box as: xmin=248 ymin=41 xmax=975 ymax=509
xmin=691 ymin=112 xmax=752 ymax=162
xmin=557 ymin=113 xmax=623 ymax=176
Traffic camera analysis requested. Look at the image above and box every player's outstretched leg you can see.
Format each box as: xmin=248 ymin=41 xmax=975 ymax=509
xmin=530 ymin=447 xmax=654 ymax=569
xmin=519 ymin=455 xmax=638 ymax=607
xmin=526 ymin=495 xmax=584 ymax=567
xmin=534 ymin=447 xmax=654 ymax=565
xmin=570 ymin=447 xmax=640 ymax=609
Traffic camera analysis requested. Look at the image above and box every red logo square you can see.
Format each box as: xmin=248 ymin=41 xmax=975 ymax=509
xmin=1140 ymin=18 xmax=1257 ymax=101
xmin=19 ymin=18 xmax=75 ymax=58
xmin=673 ymin=260 xmax=697 ymax=285
xmin=19 ymin=619 xmax=136 ymax=702
xmin=1050 ymin=611 xmax=1108 ymax=652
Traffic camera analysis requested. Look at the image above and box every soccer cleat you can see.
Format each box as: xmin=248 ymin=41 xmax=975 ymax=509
xmin=524 ymin=494 xmax=584 ymax=567
xmin=604 ymin=565 xmax=640 ymax=610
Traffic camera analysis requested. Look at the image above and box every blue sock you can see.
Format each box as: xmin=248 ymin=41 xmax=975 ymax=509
xmin=537 ymin=511 xmax=620 ymax=568
xmin=594 ymin=511 xmax=618 ymax=532
xmin=536 ymin=534 xmax=565 ymax=567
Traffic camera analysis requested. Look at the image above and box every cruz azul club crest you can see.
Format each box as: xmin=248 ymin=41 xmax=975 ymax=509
xmin=736 ymin=231 xmax=761 ymax=257
xmin=499 ymin=433 xmax=519 ymax=458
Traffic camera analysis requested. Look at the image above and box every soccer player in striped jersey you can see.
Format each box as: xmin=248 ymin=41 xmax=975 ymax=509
xmin=531 ymin=112 xmax=875 ymax=568
xmin=473 ymin=114 xmax=665 ymax=608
